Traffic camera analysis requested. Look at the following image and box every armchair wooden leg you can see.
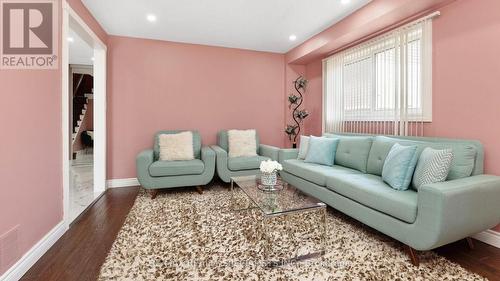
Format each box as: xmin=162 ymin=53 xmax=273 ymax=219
xmin=466 ymin=237 xmax=475 ymax=250
xmin=151 ymin=189 xmax=158 ymax=199
xmin=405 ymin=245 xmax=419 ymax=266
xmin=195 ymin=186 xmax=203 ymax=194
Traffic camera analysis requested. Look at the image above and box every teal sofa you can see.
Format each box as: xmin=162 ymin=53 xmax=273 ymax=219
xmin=279 ymin=134 xmax=500 ymax=265
xmin=136 ymin=130 xmax=215 ymax=198
xmin=211 ymin=130 xmax=280 ymax=182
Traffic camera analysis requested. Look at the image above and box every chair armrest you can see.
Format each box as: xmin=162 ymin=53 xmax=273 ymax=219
xmin=210 ymin=145 xmax=227 ymax=156
xmin=278 ymin=148 xmax=299 ymax=164
xmin=417 ymin=175 xmax=500 ymax=246
xmin=211 ymin=144 xmax=228 ymax=166
xmin=136 ymin=149 xmax=154 ymax=186
xmin=259 ymin=144 xmax=279 ymax=161
xmin=201 ymin=146 xmax=215 ymax=163
xmin=136 ymin=149 xmax=154 ymax=168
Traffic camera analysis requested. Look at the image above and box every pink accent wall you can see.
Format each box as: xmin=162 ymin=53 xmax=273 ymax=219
xmin=295 ymin=0 xmax=500 ymax=232
xmin=0 ymin=69 xmax=62 ymax=275
xmin=0 ymin=0 xmax=107 ymax=276
xmin=107 ymin=36 xmax=285 ymax=179
xmin=303 ymin=60 xmax=323 ymax=137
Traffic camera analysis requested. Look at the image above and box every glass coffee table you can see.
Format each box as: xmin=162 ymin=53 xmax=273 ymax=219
xmin=230 ymin=175 xmax=327 ymax=267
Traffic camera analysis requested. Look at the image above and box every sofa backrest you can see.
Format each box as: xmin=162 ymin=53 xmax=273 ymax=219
xmin=217 ymin=130 xmax=260 ymax=153
xmin=153 ymin=130 xmax=202 ymax=160
xmin=325 ymin=133 xmax=483 ymax=180
xmin=366 ymin=136 xmax=481 ymax=180
xmin=325 ymin=135 xmax=373 ymax=173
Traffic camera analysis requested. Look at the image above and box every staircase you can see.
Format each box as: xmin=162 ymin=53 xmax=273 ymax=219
xmin=72 ymin=96 xmax=89 ymax=142
xmin=72 ymin=73 xmax=93 ymax=143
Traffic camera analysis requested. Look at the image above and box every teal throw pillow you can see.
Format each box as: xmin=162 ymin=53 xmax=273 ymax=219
xmin=382 ymin=143 xmax=419 ymax=190
xmin=304 ymin=136 xmax=339 ymax=166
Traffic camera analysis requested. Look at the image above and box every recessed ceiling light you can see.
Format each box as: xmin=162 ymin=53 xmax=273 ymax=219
xmin=341 ymin=0 xmax=351 ymax=4
xmin=67 ymin=37 xmax=74 ymax=42
xmin=289 ymin=34 xmax=297 ymax=41
xmin=146 ymin=14 xmax=157 ymax=22
xmin=91 ymin=57 xmax=95 ymax=61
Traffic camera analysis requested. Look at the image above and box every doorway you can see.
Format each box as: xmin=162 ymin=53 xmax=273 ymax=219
xmin=62 ymin=1 xmax=107 ymax=226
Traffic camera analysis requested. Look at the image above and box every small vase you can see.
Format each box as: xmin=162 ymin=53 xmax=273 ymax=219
xmin=261 ymin=172 xmax=277 ymax=186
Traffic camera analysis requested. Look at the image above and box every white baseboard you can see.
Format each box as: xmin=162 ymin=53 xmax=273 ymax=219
xmin=0 ymin=221 xmax=67 ymax=281
xmin=107 ymin=177 xmax=139 ymax=188
xmin=473 ymin=229 xmax=500 ymax=248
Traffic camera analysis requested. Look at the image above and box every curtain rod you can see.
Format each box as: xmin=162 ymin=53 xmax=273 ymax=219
xmin=322 ymin=11 xmax=441 ymax=61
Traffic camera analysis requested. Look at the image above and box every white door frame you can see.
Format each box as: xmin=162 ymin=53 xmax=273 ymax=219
xmin=62 ymin=1 xmax=107 ymax=228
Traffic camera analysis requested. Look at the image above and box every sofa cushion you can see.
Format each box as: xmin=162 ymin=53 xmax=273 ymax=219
xmin=149 ymin=159 xmax=205 ymax=177
xmin=228 ymin=155 xmax=270 ymax=171
xmin=326 ymin=173 xmax=418 ymax=223
xmin=283 ymin=159 xmax=361 ymax=186
xmin=367 ymin=136 xmax=476 ymax=180
xmin=326 ymin=135 xmax=373 ymax=173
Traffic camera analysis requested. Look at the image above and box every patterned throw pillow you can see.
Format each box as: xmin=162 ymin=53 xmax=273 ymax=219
xmin=412 ymin=147 xmax=454 ymax=190
xmin=159 ymin=131 xmax=194 ymax=161
xmin=304 ymin=136 xmax=339 ymax=166
xmin=297 ymin=135 xmax=310 ymax=160
xmin=382 ymin=143 xmax=419 ymax=190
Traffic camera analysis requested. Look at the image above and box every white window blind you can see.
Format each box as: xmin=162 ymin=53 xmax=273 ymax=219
xmin=323 ymin=15 xmax=434 ymax=136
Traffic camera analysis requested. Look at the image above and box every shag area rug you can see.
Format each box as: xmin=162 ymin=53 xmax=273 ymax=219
xmin=99 ymin=184 xmax=486 ymax=280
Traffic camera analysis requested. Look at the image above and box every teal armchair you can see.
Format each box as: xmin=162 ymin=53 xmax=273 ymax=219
xmin=136 ymin=130 xmax=215 ymax=198
xmin=211 ymin=130 xmax=280 ymax=183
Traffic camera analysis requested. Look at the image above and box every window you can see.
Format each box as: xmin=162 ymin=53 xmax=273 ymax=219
xmin=323 ymin=17 xmax=433 ymax=136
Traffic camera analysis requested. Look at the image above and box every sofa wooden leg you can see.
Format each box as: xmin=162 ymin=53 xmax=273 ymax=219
xmin=466 ymin=237 xmax=475 ymax=250
xmin=151 ymin=189 xmax=158 ymax=199
xmin=405 ymin=245 xmax=419 ymax=266
xmin=196 ymin=186 xmax=203 ymax=194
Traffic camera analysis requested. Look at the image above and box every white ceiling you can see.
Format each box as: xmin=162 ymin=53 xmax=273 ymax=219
xmin=82 ymin=0 xmax=371 ymax=53
xmin=68 ymin=27 xmax=94 ymax=65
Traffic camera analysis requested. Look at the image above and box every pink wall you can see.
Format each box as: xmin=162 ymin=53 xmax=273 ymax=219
xmin=294 ymin=0 xmax=500 ymax=232
xmin=303 ymin=60 xmax=323 ymax=137
xmin=0 ymin=70 xmax=62 ymax=275
xmin=0 ymin=0 xmax=107 ymax=276
xmin=107 ymin=36 xmax=285 ymax=179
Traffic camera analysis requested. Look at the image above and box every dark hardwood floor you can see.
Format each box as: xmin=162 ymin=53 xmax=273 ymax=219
xmin=21 ymin=186 xmax=139 ymax=281
xmin=21 ymin=186 xmax=500 ymax=281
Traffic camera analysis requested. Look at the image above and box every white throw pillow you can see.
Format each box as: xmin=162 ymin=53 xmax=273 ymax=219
xmin=412 ymin=147 xmax=453 ymax=190
xmin=159 ymin=131 xmax=194 ymax=161
xmin=297 ymin=135 xmax=310 ymax=160
xmin=228 ymin=129 xmax=257 ymax=158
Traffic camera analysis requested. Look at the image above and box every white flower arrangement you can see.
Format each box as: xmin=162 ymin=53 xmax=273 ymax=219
xmin=259 ymin=160 xmax=283 ymax=174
